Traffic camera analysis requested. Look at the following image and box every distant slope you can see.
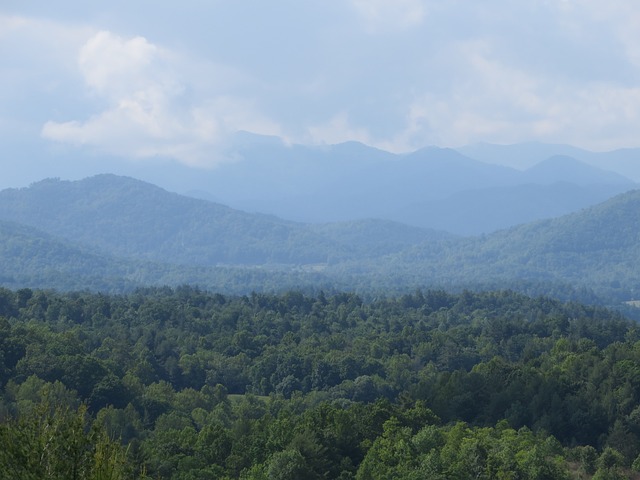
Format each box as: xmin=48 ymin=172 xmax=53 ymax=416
xmin=385 ymin=154 xmax=635 ymax=235
xmin=310 ymin=219 xmax=454 ymax=259
xmin=0 ymin=175 xmax=339 ymax=266
xmin=211 ymin=143 xmax=526 ymax=223
xmin=201 ymin=136 xmax=396 ymax=219
xmin=522 ymin=155 xmax=632 ymax=185
xmin=457 ymin=141 xmax=640 ymax=182
xmin=2 ymin=175 xmax=640 ymax=304
xmin=393 ymin=182 xmax=633 ymax=235
xmin=385 ymin=189 xmax=640 ymax=299
xmin=0 ymin=218 xmax=338 ymax=293
xmin=0 ymin=175 xmax=441 ymax=267
xmin=493 ymin=188 xmax=640 ymax=256
xmin=0 ymin=219 xmax=135 ymax=291
xmin=456 ymin=142 xmax=590 ymax=170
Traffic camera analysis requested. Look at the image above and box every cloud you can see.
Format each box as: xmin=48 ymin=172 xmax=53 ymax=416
xmin=42 ymin=30 xmax=282 ymax=167
xmin=306 ymin=112 xmax=374 ymax=146
xmin=5 ymin=2 xmax=640 ymax=167
xmin=393 ymin=38 xmax=640 ymax=150
xmin=0 ymin=14 xmax=28 ymax=34
xmin=0 ymin=14 xmax=92 ymax=101
xmin=78 ymin=31 xmax=161 ymax=98
xmin=575 ymin=1 xmax=640 ymax=69
xmin=349 ymin=0 xmax=427 ymax=33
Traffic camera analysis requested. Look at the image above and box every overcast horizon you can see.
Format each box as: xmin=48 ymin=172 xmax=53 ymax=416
xmin=2 ymin=1 xmax=640 ymax=189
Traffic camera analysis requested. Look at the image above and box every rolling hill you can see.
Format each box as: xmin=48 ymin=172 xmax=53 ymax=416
xmin=0 ymin=174 xmax=443 ymax=267
xmin=522 ymin=155 xmax=632 ymax=185
xmin=382 ymin=189 xmax=640 ymax=301
xmin=0 ymin=219 xmax=136 ymax=291
xmin=1 ymin=174 xmax=639 ymax=305
xmin=0 ymin=175 xmax=339 ymax=266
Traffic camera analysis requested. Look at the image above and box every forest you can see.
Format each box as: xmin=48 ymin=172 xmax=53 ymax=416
xmin=2 ymin=286 xmax=640 ymax=478
xmin=3 ymin=176 xmax=640 ymax=310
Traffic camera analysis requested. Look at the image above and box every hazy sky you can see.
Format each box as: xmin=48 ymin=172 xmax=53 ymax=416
xmin=2 ymin=1 xmax=640 ymax=185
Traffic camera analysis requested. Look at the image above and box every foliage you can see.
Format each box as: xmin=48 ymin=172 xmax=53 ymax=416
xmin=1 ymin=287 xmax=640 ymax=478
xmin=0 ymin=401 xmax=132 ymax=480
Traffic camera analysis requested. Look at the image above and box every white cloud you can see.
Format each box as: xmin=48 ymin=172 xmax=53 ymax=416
xmin=349 ymin=0 xmax=427 ymax=33
xmin=579 ymin=1 xmax=640 ymax=69
xmin=0 ymin=14 xmax=28 ymax=34
xmin=306 ymin=112 xmax=374 ymax=146
xmin=4 ymin=2 xmax=640 ymax=170
xmin=297 ymin=23 xmax=640 ymax=154
xmin=392 ymin=39 xmax=640 ymax=151
xmin=0 ymin=14 xmax=92 ymax=100
xmin=42 ymin=30 xmax=282 ymax=167
xmin=78 ymin=31 xmax=161 ymax=97
xmin=42 ymin=31 xmax=281 ymax=166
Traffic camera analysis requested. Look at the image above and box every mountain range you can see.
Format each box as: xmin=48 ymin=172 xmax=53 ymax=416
xmin=457 ymin=141 xmax=640 ymax=181
xmin=0 ymin=174 xmax=639 ymax=307
xmin=11 ymin=134 xmax=637 ymax=236
xmin=174 ymin=136 xmax=635 ymax=235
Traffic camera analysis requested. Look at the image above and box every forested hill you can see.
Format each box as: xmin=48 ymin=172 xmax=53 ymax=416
xmin=383 ymin=188 xmax=640 ymax=300
xmin=0 ymin=218 xmax=138 ymax=291
xmin=0 ymin=175 xmax=334 ymax=265
xmin=0 ymin=175 xmax=443 ymax=266
xmin=1 ymin=175 xmax=640 ymax=305
xmin=1 ymin=287 xmax=640 ymax=478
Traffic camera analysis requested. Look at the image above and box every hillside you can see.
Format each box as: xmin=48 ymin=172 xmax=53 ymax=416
xmin=0 ymin=175 xmax=444 ymax=292
xmin=0 ymin=175 xmax=331 ymax=265
xmin=0 ymin=219 xmax=134 ymax=291
xmin=384 ymin=189 xmax=640 ymax=300
xmin=391 ymin=182 xmax=628 ymax=235
xmin=0 ymin=216 xmax=342 ymax=294
xmin=1 ymin=175 xmax=640 ymax=304
xmin=0 ymin=175 xmax=441 ymax=267
xmin=522 ymin=155 xmax=632 ymax=185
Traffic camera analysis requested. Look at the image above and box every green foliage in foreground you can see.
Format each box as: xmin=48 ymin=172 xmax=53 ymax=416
xmin=2 ymin=287 xmax=640 ymax=478
xmin=0 ymin=402 xmax=135 ymax=480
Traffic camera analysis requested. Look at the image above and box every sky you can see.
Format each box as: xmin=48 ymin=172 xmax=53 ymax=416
xmin=2 ymin=1 xmax=640 ymax=188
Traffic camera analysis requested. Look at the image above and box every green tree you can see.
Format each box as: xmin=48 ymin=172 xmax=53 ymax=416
xmin=267 ymin=449 xmax=314 ymax=480
xmin=0 ymin=402 xmax=132 ymax=480
xmin=356 ymin=418 xmax=416 ymax=480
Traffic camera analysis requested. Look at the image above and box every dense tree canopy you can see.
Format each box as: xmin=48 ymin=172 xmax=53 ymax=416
xmin=1 ymin=287 xmax=640 ymax=478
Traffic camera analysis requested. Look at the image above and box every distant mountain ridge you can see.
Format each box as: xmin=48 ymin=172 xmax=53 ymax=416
xmin=457 ymin=141 xmax=640 ymax=182
xmin=23 ymin=133 xmax=635 ymax=235
xmin=522 ymin=155 xmax=632 ymax=185
xmin=169 ymin=134 xmax=636 ymax=234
